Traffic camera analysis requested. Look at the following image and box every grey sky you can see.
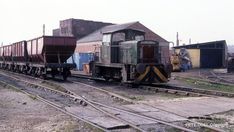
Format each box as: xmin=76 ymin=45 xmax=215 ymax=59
xmin=0 ymin=0 xmax=233 ymax=45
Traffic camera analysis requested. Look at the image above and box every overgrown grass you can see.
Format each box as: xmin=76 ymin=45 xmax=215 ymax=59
xmin=129 ymin=95 xmax=144 ymax=101
xmin=177 ymin=77 xmax=234 ymax=93
xmin=40 ymin=81 xmax=67 ymax=93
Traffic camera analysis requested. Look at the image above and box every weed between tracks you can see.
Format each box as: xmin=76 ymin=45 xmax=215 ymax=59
xmin=177 ymin=77 xmax=234 ymax=93
xmin=128 ymin=95 xmax=144 ymax=101
xmin=40 ymin=81 xmax=67 ymax=93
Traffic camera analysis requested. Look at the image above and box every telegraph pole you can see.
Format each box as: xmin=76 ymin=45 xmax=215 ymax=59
xmin=176 ymin=32 xmax=179 ymax=46
xmin=43 ymin=24 xmax=45 ymax=36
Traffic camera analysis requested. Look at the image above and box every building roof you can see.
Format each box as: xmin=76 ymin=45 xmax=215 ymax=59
xmin=173 ymin=40 xmax=227 ymax=49
xmin=77 ymin=22 xmax=168 ymax=43
xmin=101 ymin=21 xmax=142 ymax=33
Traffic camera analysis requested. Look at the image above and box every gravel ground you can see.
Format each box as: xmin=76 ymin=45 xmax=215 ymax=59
xmin=0 ymin=86 xmax=101 ymax=132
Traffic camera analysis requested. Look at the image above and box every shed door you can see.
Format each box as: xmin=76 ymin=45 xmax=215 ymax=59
xmin=200 ymin=49 xmax=223 ymax=68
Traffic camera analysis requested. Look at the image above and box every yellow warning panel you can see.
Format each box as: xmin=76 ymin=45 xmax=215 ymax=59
xmin=187 ymin=49 xmax=200 ymax=68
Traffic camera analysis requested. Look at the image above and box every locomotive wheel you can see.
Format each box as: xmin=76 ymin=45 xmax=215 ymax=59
xmin=104 ymin=77 xmax=110 ymax=81
xmin=51 ymin=69 xmax=58 ymax=79
xmin=51 ymin=73 xmax=55 ymax=78
xmin=51 ymin=70 xmax=55 ymax=78
xmin=41 ymin=68 xmax=47 ymax=80
xmin=62 ymin=75 xmax=67 ymax=81
xmin=42 ymin=74 xmax=47 ymax=80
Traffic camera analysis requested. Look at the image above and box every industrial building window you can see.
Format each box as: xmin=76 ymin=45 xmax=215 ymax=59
xmin=112 ymin=32 xmax=125 ymax=42
xmin=102 ymin=34 xmax=111 ymax=46
xmin=135 ymin=35 xmax=144 ymax=41
xmin=61 ymin=27 xmax=68 ymax=34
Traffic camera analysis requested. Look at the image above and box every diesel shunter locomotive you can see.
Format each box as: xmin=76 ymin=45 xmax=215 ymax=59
xmin=92 ymin=28 xmax=171 ymax=84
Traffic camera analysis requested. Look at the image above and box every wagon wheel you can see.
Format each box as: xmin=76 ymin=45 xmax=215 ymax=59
xmin=41 ymin=68 xmax=47 ymax=80
xmin=42 ymin=74 xmax=47 ymax=80
xmin=51 ymin=73 xmax=55 ymax=78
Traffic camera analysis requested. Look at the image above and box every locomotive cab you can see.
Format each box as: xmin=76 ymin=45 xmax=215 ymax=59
xmin=100 ymin=29 xmax=145 ymax=64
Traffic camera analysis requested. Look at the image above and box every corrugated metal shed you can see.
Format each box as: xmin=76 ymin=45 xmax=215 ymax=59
xmin=174 ymin=40 xmax=227 ymax=68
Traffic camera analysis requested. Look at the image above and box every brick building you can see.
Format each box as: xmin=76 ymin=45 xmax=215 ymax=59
xmin=53 ymin=18 xmax=113 ymax=40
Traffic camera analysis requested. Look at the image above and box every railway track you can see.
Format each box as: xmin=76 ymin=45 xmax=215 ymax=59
xmin=0 ymin=76 xmax=107 ymax=131
xmin=196 ymin=70 xmax=234 ymax=85
xmin=69 ymin=78 xmax=226 ymax=131
xmin=0 ymin=71 xmax=202 ymax=132
xmin=0 ymin=71 xmax=136 ymax=131
xmin=0 ymin=70 xmax=225 ymax=132
xmin=144 ymin=83 xmax=234 ymax=98
xmin=72 ymin=73 xmax=234 ymax=98
xmin=208 ymin=71 xmax=234 ymax=84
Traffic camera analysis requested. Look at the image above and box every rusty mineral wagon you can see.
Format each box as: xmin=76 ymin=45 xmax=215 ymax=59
xmin=26 ymin=36 xmax=76 ymax=80
xmin=0 ymin=36 xmax=76 ymax=80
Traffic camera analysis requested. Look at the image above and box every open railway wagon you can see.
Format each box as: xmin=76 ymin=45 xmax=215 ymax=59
xmin=1 ymin=44 xmax=13 ymax=70
xmin=92 ymin=28 xmax=171 ymax=84
xmin=0 ymin=36 xmax=76 ymax=80
xmin=0 ymin=46 xmax=4 ymax=68
xmin=26 ymin=36 xmax=76 ymax=80
xmin=11 ymin=41 xmax=27 ymax=71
